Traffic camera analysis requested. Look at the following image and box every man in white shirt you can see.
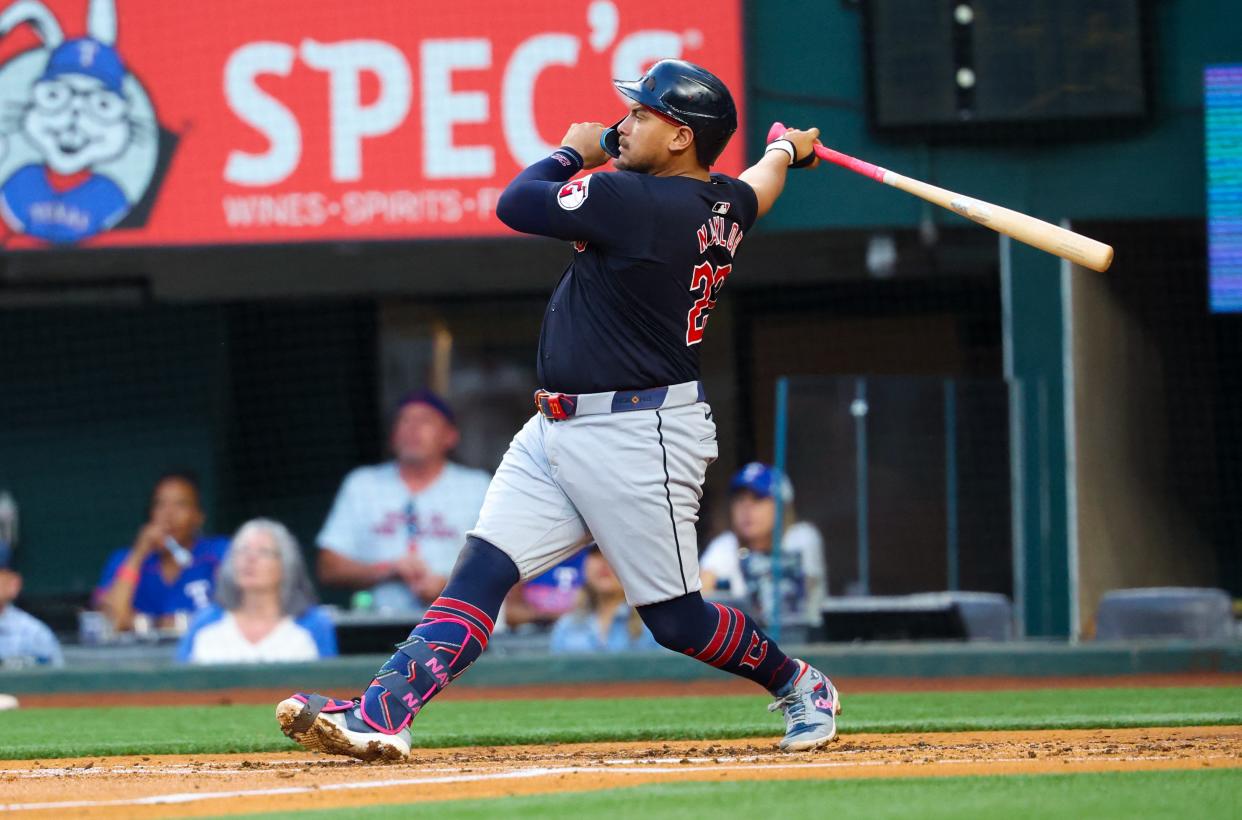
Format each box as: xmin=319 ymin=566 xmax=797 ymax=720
xmin=316 ymin=390 xmax=491 ymax=612
xmin=700 ymin=463 xmax=827 ymax=626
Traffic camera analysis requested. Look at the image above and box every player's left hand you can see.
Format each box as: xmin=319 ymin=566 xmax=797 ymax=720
xmin=560 ymin=122 xmax=610 ymax=169
xmin=782 ymin=127 xmax=821 ymax=169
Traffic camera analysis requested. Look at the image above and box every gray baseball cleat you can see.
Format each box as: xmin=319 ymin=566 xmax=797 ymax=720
xmin=768 ymin=659 xmax=842 ymax=752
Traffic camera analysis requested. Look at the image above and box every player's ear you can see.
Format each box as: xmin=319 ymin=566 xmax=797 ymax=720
xmin=669 ymin=125 xmax=695 ymax=154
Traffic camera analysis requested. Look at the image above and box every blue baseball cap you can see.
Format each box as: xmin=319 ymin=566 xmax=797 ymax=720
xmin=41 ymin=39 xmax=126 ymax=94
xmin=395 ymin=389 xmax=456 ymax=426
xmin=729 ymin=462 xmax=793 ymax=503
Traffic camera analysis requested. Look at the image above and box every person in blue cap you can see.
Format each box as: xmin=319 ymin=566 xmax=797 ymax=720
xmin=316 ymin=390 xmax=491 ymax=612
xmin=700 ymin=462 xmax=827 ymax=627
xmin=0 ymin=37 xmax=133 ymax=243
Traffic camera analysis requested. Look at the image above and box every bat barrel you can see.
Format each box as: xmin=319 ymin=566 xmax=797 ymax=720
xmin=766 ymin=120 xmax=1114 ymax=273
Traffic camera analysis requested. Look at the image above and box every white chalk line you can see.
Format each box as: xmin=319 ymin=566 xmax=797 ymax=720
xmin=3 ymin=754 xmax=1237 ymax=813
xmin=1 ymin=755 xmax=775 ymax=780
xmin=3 ymin=764 xmax=467 ymax=779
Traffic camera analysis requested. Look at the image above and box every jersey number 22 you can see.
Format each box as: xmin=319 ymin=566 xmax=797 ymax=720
xmin=686 ymin=261 xmax=732 ymax=346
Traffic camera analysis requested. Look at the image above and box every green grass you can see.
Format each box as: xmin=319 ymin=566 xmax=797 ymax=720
xmin=0 ymin=685 xmax=1238 ymax=760
xmin=232 ymin=769 xmax=1242 ymax=820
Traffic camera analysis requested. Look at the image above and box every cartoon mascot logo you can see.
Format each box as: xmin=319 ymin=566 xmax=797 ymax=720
xmin=0 ymin=0 xmax=171 ymax=245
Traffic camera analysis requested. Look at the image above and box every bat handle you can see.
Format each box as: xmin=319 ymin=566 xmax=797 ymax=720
xmin=767 ymin=121 xmax=889 ymax=183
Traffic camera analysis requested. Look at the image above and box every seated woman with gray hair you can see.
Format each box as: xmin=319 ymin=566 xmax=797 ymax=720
xmin=176 ymin=519 xmax=337 ymax=664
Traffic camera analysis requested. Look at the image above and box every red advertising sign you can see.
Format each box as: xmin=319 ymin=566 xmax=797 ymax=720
xmin=0 ymin=0 xmax=744 ymax=249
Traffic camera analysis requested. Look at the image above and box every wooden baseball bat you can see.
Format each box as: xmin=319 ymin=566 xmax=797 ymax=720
xmin=767 ymin=122 xmax=1114 ymax=272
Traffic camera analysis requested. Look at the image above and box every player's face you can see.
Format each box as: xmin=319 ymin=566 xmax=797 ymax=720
xmin=730 ymin=490 xmax=776 ymax=548
xmin=149 ymin=478 xmax=204 ymax=544
xmin=613 ymin=102 xmax=692 ymax=173
xmin=391 ymin=403 xmax=459 ymax=467
xmin=232 ymin=530 xmax=284 ymax=594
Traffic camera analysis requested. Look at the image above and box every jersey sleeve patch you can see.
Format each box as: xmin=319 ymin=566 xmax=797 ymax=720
xmin=556 ymin=174 xmax=592 ymax=210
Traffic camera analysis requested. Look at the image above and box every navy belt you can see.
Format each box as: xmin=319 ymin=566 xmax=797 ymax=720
xmin=534 ymin=381 xmax=706 ymax=422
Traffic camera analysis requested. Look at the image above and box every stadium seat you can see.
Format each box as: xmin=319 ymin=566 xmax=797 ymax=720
xmin=1094 ymin=587 xmax=1234 ymax=640
xmin=817 ymin=592 xmax=1014 ymax=642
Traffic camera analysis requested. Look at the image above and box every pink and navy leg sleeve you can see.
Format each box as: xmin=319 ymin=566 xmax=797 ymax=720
xmin=638 ymin=592 xmax=797 ymax=693
xmin=359 ymin=537 xmax=518 ymax=734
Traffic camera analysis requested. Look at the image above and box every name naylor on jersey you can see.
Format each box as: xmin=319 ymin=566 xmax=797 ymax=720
xmin=696 ymin=214 xmax=743 ymax=257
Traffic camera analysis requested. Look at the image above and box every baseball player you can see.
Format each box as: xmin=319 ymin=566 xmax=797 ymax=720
xmin=277 ymin=59 xmax=838 ymax=760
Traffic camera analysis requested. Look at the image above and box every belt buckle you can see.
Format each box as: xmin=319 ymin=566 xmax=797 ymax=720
xmin=535 ymin=390 xmax=570 ymax=421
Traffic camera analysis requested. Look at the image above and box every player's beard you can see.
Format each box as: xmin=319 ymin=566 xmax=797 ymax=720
xmin=614 ymin=153 xmax=655 ymax=174
xmin=613 ymin=141 xmax=657 ymax=174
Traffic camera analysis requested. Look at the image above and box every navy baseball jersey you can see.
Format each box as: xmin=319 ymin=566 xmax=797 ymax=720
xmin=496 ymin=148 xmax=759 ymax=394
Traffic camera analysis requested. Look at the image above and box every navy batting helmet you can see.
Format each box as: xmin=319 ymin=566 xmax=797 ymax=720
xmin=601 ymin=59 xmax=738 ymax=167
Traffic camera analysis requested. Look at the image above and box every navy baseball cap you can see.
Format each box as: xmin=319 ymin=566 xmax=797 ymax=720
xmin=395 ymin=389 xmax=456 ymax=426
xmin=729 ymin=462 xmax=793 ymax=503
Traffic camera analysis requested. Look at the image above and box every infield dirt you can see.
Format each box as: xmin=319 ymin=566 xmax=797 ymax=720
xmin=2 ymin=726 xmax=1239 ymax=819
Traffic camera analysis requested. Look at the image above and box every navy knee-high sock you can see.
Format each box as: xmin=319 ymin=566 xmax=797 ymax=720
xmin=359 ymin=537 xmax=518 ymax=733
xmin=639 ymin=592 xmax=798 ymax=694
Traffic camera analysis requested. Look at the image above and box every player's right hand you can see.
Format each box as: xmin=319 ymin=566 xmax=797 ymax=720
xmin=560 ymin=122 xmax=610 ymax=169
xmin=782 ymin=127 xmax=821 ymax=169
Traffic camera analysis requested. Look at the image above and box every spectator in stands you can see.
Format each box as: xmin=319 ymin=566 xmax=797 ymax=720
xmin=178 ymin=519 xmax=336 ymax=664
xmin=0 ymin=564 xmax=62 ymax=667
xmin=550 ymin=546 xmax=658 ymax=653
xmin=700 ymin=463 xmax=827 ymax=626
xmin=317 ymin=390 xmax=491 ymax=612
xmin=501 ymin=550 xmax=588 ymax=631
xmin=96 ymin=471 xmax=228 ymax=632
